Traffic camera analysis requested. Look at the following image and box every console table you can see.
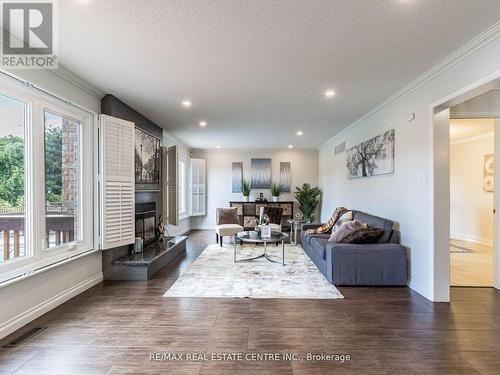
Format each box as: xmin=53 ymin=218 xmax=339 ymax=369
xmin=229 ymin=201 xmax=294 ymax=231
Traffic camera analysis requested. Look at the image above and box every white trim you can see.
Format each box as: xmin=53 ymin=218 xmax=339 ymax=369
xmin=450 ymin=131 xmax=494 ymax=146
xmin=178 ymin=154 xmax=189 ymax=219
xmin=0 ymin=272 xmax=103 ymax=340
xmin=318 ymin=21 xmax=500 ymax=150
xmin=494 ymin=119 xmax=500 ymax=290
xmin=0 ymin=69 xmax=98 ymax=115
xmin=0 ymin=249 xmax=100 ymax=289
xmin=50 ymin=65 xmax=104 ymax=99
xmin=0 ymin=73 xmax=96 ymax=282
xmin=430 ymin=72 xmax=500 ymax=300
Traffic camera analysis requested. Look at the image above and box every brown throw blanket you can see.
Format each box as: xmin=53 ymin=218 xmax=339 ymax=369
xmin=306 ymin=207 xmax=348 ymax=235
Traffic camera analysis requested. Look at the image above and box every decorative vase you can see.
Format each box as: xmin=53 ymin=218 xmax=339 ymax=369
xmin=243 ymin=196 xmax=249 ymax=202
xmin=272 ymin=196 xmax=279 ymax=202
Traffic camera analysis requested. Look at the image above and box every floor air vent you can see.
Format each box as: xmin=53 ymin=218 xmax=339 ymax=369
xmin=3 ymin=327 xmax=47 ymax=348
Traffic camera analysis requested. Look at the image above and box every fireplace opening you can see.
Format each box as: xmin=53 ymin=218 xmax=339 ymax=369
xmin=135 ymin=202 xmax=156 ymax=248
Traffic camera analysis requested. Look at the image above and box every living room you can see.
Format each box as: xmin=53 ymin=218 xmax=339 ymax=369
xmin=1 ymin=1 xmax=500 ymax=374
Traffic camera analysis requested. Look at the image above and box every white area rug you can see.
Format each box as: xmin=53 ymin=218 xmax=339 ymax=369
xmin=164 ymin=243 xmax=343 ymax=299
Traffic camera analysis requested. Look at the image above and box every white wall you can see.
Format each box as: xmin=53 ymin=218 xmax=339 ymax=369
xmin=191 ymin=149 xmax=319 ymax=229
xmin=451 ymin=90 xmax=500 ymax=118
xmin=0 ymin=68 xmax=103 ymax=339
xmin=318 ymin=27 xmax=500 ymax=301
xmin=450 ymin=133 xmax=494 ymax=245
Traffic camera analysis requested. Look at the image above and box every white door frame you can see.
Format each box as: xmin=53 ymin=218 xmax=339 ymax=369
xmin=493 ymin=118 xmax=500 ymax=289
xmin=431 ymin=70 xmax=500 ymax=301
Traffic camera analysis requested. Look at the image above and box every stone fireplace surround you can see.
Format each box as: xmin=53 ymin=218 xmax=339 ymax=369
xmin=101 ymin=94 xmax=187 ymax=280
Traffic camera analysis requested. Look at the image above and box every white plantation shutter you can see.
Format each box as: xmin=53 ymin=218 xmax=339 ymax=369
xmin=167 ymin=145 xmax=179 ymax=226
xmin=99 ymin=115 xmax=135 ymax=249
xmin=190 ymin=158 xmax=206 ymax=216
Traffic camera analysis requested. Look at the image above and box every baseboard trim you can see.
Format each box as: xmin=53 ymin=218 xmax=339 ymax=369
xmin=0 ymin=273 xmax=103 ymax=340
xmin=407 ymin=279 xmax=431 ymax=300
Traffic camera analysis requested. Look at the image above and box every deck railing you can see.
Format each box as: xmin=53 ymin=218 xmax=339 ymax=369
xmin=0 ymin=211 xmax=75 ymax=262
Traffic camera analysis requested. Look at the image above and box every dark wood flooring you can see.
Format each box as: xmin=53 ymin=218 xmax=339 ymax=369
xmin=1 ymin=230 xmax=499 ymax=374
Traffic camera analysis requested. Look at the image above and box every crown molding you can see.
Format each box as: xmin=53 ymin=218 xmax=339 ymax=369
xmin=50 ymin=65 xmax=104 ymax=99
xmin=318 ymin=20 xmax=500 ymax=150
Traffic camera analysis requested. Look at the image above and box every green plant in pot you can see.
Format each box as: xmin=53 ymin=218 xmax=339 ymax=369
xmin=271 ymin=182 xmax=282 ymax=202
xmin=294 ymin=183 xmax=321 ymax=222
xmin=241 ymin=179 xmax=251 ymax=202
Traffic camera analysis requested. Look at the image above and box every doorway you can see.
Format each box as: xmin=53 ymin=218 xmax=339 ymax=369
xmin=432 ymin=76 xmax=500 ymax=302
xmin=449 ymin=118 xmax=495 ymax=286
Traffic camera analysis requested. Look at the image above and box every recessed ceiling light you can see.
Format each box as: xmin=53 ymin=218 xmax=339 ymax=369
xmin=181 ymin=100 xmax=192 ymax=108
xmin=216 ymin=145 xmax=221 ymax=149
xmin=199 ymin=121 xmax=207 ymax=127
xmin=288 ymin=145 xmax=293 ymax=149
xmin=296 ymin=131 xmax=303 ymax=136
xmin=324 ymin=89 xmax=335 ymax=98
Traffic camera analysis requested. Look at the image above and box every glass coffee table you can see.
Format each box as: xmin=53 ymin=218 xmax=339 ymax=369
xmin=234 ymin=231 xmax=289 ymax=265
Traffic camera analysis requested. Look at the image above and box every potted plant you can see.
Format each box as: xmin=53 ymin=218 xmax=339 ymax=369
xmin=294 ymin=183 xmax=321 ymax=222
xmin=271 ymin=182 xmax=282 ymax=202
xmin=241 ymin=179 xmax=251 ymax=202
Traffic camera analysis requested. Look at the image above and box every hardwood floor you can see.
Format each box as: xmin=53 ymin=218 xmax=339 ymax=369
xmin=1 ymin=230 xmax=499 ymax=374
xmin=450 ymin=239 xmax=493 ymax=287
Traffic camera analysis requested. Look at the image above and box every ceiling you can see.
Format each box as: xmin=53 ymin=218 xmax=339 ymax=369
xmin=57 ymin=0 xmax=500 ymax=149
xmin=450 ymin=118 xmax=495 ymax=143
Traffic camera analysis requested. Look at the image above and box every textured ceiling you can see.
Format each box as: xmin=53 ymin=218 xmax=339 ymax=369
xmin=58 ymin=0 xmax=500 ymax=149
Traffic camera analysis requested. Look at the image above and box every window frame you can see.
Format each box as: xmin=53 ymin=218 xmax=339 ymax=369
xmin=0 ymin=75 xmax=95 ymax=284
xmin=38 ymin=101 xmax=94 ymax=261
xmin=178 ymin=154 xmax=189 ymax=219
xmin=0 ymin=81 xmax=35 ymax=280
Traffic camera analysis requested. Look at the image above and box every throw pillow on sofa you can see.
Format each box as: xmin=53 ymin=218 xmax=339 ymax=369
xmin=329 ymin=220 xmax=367 ymax=242
xmin=332 ymin=211 xmax=353 ymax=233
xmin=342 ymin=227 xmax=385 ymax=244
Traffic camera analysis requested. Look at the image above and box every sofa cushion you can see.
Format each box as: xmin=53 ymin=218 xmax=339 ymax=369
xmin=353 ymin=212 xmax=393 ymax=230
xmin=309 ymin=237 xmax=328 ymax=260
xmin=353 ymin=211 xmax=394 ymax=243
xmin=304 ymin=233 xmax=330 ymax=245
xmin=376 ymin=229 xmax=394 ymax=243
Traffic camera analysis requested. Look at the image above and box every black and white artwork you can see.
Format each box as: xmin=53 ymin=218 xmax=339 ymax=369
xmin=135 ymin=127 xmax=161 ymax=190
xmin=346 ymin=129 xmax=395 ymax=179
xmin=280 ymin=162 xmax=291 ymax=193
xmin=232 ymin=162 xmax=243 ymax=193
xmin=251 ymin=158 xmax=272 ymax=189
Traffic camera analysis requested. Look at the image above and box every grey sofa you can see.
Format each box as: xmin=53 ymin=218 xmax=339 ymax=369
xmin=300 ymin=211 xmax=407 ymax=285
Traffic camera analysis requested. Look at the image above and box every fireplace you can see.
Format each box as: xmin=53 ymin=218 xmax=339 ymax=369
xmin=135 ymin=202 xmax=156 ymax=248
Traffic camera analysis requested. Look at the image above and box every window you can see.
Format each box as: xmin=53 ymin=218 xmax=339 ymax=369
xmin=0 ymin=93 xmax=28 ymax=264
xmin=178 ymin=155 xmax=188 ymax=218
xmin=44 ymin=111 xmax=81 ymax=249
xmin=0 ymin=76 xmax=95 ymax=283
